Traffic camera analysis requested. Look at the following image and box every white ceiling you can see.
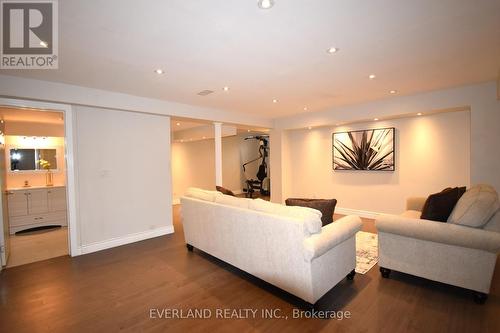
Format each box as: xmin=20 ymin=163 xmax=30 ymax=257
xmin=2 ymin=0 xmax=499 ymax=119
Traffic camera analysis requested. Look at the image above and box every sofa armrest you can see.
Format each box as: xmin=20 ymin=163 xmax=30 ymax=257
xmin=375 ymin=214 xmax=500 ymax=253
xmin=303 ymin=215 xmax=362 ymax=262
xmin=406 ymin=197 xmax=426 ymax=212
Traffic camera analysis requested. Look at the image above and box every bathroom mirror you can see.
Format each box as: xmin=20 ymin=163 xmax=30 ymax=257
xmin=10 ymin=148 xmax=58 ymax=171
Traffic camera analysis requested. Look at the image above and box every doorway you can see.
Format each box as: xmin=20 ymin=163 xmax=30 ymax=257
xmin=0 ymin=98 xmax=78 ymax=270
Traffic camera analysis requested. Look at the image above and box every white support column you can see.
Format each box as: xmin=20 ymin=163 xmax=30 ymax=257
xmin=213 ymin=122 xmax=223 ymax=186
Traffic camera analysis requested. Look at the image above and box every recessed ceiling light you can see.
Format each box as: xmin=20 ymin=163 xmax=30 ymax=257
xmin=417 ymin=113 xmax=423 ymax=116
xmin=389 ymin=90 xmax=397 ymax=94
xmin=176 ymin=122 xmax=180 ymax=126
xmin=272 ymin=99 xmax=278 ymax=103
xmin=202 ymin=136 xmax=206 ymax=139
xmin=247 ymin=129 xmax=251 ymax=132
xmin=327 ymin=47 xmax=339 ymax=54
xmin=303 ymin=107 xmax=308 ymax=111
xmin=374 ymin=118 xmax=379 ymax=121
xmin=258 ymin=0 xmax=274 ymax=9
xmin=223 ymin=86 xmax=229 ymax=92
xmin=307 ymin=126 xmax=312 ymax=130
xmin=155 ymin=69 xmax=164 ymax=74
xmin=368 ymin=74 xmax=376 ymax=80
xmin=40 ymin=41 xmax=48 ymax=48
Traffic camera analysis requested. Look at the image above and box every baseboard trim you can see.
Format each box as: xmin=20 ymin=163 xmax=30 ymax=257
xmin=336 ymin=207 xmax=380 ymax=219
xmin=79 ymin=225 xmax=175 ymax=255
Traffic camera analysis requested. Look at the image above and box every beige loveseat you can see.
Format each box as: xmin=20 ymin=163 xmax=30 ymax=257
xmin=375 ymin=185 xmax=500 ymax=303
xmin=181 ymin=188 xmax=362 ymax=307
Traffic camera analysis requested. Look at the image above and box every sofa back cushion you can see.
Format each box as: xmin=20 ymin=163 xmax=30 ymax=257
xmin=248 ymin=199 xmax=322 ymax=235
xmin=448 ymin=184 xmax=500 ymax=228
xmin=285 ymin=198 xmax=337 ymax=226
xmin=420 ymin=187 xmax=466 ymax=222
xmin=215 ymin=194 xmax=251 ymax=209
xmin=185 ymin=187 xmax=221 ymax=202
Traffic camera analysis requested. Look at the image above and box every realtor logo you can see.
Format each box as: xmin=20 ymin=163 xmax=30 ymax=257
xmin=1 ymin=0 xmax=58 ymax=69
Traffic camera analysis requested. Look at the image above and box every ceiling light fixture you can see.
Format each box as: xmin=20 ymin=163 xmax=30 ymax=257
xmin=327 ymin=47 xmax=339 ymax=54
xmin=247 ymin=129 xmax=251 ymax=132
xmin=202 ymin=136 xmax=206 ymax=139
xmin=223 ymin=86 xmax=229 ymax=92
xmin=374 ymin=118 xmax=379 ymax=121
xmin=303 ymin=107 xmax=308 ymax=111
xmin=258 ymin=0 xmax=274 ymax=9
xmin=417 ymin=113 xmax=423 ymax=116
xmin=307 ymin=126 xmax=312 ymax=130
xmin=155 ymin=69 xmax=164 ymax=74
xmin=389 ymin=90 xmax=397 ymax=94
xmin=272 ymin=99 xmax=278 ymax=103
xmin=368 ymin=74 xmax=376 ymax=80
xmin=176 ymin=122 xmax=180 ymax=126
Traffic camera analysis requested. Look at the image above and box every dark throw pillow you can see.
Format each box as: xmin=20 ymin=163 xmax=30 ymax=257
xmin=285 ymin=198 xmax=337 ymax=226
xmin=420 ymin=187 xmax=466 ymax=222
xmin=216 ymin=186 xmax=235 ymax=197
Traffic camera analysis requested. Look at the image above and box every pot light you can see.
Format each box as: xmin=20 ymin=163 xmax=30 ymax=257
xmin=223 ymin=86 xmax=229 ymax=92
xmin=368 ymin=74 xmax=376 ymax=80
xmin=272 ymin=99 xmax=278 ymax=103
xmin=154 ymin=69 xmax=164 ymax=74
xmin=373 ymin=118 xmax=379 ymax=121
xmin=247 ymin=129 xmax=251 ymax=132
xmin=303 ymin=107 xmax=308 ymax=111
xmin=327 ymin=47 xmax=339 ymax=54
xmin=176 ymin=122 xmax=180 ymax=126
xmin=258 ymin=0 xmax=274 ymax=9
xmin=389 ymin=90 xmax=397 ymax=94
xmin=307 ymin=126 xmax=312 ymax=130
xmin=40 ymin=41 xmax=48 ymax=48
xmin=202 ymin=136 xmax=206 ymax=139
xmin=417 ymin=113 xmax=423 ymax=116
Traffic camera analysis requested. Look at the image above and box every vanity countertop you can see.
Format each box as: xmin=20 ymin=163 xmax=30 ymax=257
xmin=7 ymin=185 xmax=66 ymax=191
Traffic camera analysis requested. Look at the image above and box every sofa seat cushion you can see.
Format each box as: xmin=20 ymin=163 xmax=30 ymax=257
xmin=248 ymin=199 xmax=322 ymax=235
xmin=285 ymin=198 xmax=337 ymax=226
xmin=420 ymin=187 xmax=466 ymax=222
xmin=185 ymin=187 xmax=221 ymax=202
xmin=215 ymin=193 xmax=251 ymax=209
xmin=448 ymin=184 xmax=500 ymax=228
xmin=401 ymin=210 xmax=422 ymax=219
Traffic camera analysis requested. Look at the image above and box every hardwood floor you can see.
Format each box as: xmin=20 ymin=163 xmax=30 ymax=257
xmin=0 ymin=206 xmax=499 ymax=332
xmin=7 ymin=226 xmax=68 ymax=268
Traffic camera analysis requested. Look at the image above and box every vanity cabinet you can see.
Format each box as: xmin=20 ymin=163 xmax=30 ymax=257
xmin=6 ymin=186 xmax=67 ymax=234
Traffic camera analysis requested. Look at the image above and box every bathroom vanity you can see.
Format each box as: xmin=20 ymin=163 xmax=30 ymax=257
xmin=6 ymin=186 xmax=67 ymax=234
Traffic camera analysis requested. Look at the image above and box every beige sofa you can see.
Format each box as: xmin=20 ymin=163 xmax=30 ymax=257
xmin=375 ymin=187 xmax=500 ymax=304
xmin=181 ymin=188 xmax=362 ymax=307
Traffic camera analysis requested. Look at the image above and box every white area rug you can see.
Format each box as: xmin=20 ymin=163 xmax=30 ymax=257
xmin=355 ymin=231 xmax=379 ymax=274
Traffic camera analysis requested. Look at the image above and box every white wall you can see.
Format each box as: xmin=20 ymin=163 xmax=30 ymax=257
xmin=172 ymin=134 xmax=261 ymax=199
xmin=285 ymin=111 xmax=470 ymax=214
xmin=74 ymin=106 xmax=173 ymax=249
xmin=272 ymin=81 xmax=500 ymax=205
